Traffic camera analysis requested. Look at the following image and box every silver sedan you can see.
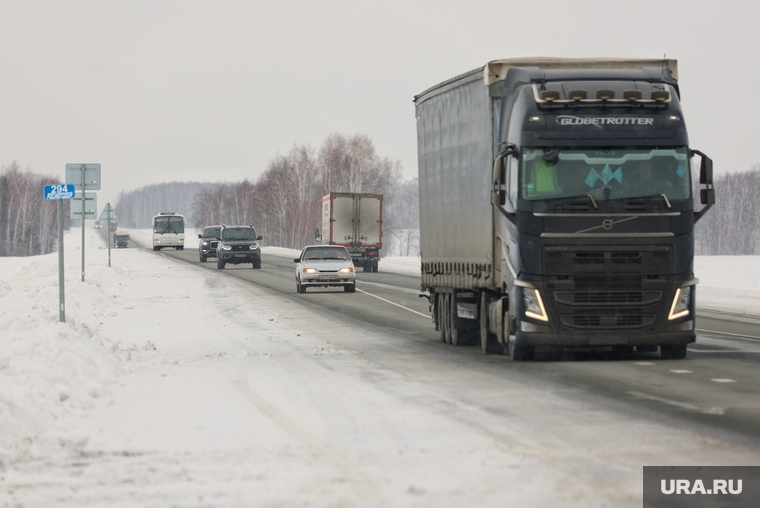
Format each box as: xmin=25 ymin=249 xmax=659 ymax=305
xmin=294 ymin=245 xmax=356 ymax=293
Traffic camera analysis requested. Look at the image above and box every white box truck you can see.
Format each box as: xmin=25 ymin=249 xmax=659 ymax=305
xmin=321 ymin=193 xmax=383 ymax=272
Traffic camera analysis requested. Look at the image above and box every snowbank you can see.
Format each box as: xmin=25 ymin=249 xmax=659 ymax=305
xmin=1 ymin=228 xmax=757 ymax=472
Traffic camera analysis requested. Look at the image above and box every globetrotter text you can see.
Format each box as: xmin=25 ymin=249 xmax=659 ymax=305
xmin=556 ymin=116 xmax=655 ymax=126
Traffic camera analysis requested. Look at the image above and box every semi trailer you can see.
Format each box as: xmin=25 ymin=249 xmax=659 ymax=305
xmin=414 ymin=57 xmax=715 ymax=360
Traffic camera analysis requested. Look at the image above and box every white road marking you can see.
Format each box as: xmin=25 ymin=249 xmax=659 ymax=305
xmin=634 ymin=362 xmax=657 ymax=366
xmin=688 ymin=349 xmax=760 ymax=354
xmin=356 ymin=288 xmax=431 ymax=319
xmin=627 ymin=391 xmax=725 ymax=415
xmin=670 ymin=370 xmax=693 ymax=374
xmin=711 ymin=378 xmax=737 ymax=383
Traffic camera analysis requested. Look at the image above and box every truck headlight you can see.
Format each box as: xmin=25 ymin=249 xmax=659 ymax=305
xmin=668 ymin=286 xmax=692 ymax=320
xmin=222 ymin=245 xmax=232 ymax=250
xmin=523 ymin=288 xmax=548 ymax=322
xmin=249 ymin=244 xmax=258 ymax=250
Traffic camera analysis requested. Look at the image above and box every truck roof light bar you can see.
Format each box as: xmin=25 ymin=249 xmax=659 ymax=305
xmin=568 ymin=90 xmax=587 ymax=101
xmin=596 ymin=89 xmax=615 ymax=100
xmin=532 ymin=85 xmax=672 ymax=105
xmin=540 ymin=90 xmax=560 ymax=102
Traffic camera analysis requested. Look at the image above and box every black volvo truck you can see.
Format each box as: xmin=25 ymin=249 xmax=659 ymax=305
xmin=414 ymin=58 xmax=715 ymax=361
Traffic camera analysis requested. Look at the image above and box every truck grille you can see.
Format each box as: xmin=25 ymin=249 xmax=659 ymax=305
xmin=554 ymin=290 xmax=662 ymax=306
xmin=561 ymin=313 xmax=656 ymax=329
xmin=544 ymin=246 xmax=672 ymax=331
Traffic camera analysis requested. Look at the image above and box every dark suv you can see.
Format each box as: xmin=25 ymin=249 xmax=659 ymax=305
xmin=198 ymin=225 xmax=222 ymax=262
xmin=216 ymin=225 xmax=262 ymax=270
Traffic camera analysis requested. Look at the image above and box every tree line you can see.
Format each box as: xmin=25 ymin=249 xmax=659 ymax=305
xmin=2 ymin=151 xmax=758 ymax=258
xmin=694 ymin=165 xmax=760 ymax=255
xmin=190 ymin=133 xmax=418 ymax=253
xmin=0 ymin=161 xmax=68 ymax=257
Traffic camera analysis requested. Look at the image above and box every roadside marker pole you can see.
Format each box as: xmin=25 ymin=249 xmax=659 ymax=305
xmin=58 ymin=199 xmax=65 ymax=322
xmin=81 ymin=168 xmax=86 ymax=281
xmin=44 ymin=183 xmax=75 ymax=322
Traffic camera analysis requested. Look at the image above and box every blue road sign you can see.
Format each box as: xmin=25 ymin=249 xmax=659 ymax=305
xmin=44 ymin=184 xmax=76 ymax=200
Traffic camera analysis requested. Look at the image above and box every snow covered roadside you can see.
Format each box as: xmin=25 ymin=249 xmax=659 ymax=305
xmin=694 ymin=257 xmax=760 ymax=316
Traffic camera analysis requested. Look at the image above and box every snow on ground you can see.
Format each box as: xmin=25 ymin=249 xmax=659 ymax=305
xmin=0 ymin=226 xmax=758 ymax=506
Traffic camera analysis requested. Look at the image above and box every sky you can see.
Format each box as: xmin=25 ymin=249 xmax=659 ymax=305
xmin=1 ymin=226 xmax=759 ymax=505
xmin=1 ymin=0 xmax=759 ymax=209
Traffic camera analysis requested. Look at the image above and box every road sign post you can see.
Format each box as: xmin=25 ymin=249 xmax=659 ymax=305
xmin=66 ymin=164 xmax=101 ymax=282
xmin=44 ymin=184 xmax=76 ymax=322
xmin=98 ymin=203 xmax=118 ymax=267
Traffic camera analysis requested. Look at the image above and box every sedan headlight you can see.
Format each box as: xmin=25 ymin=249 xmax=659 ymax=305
xmin=339 ymin=267 xmax=354 ymax=273
xmin=668 ymin=286 xmax=692 ymax=320
xmin=523 ymin=287 xmax=548 ymax=322
xmin=302 ymin=268 xmax=318 ymax=274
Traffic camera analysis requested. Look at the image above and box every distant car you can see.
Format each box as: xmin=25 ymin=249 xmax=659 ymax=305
xmin=198 ymin=225 xmax=222 ymax=262
xmin=294 ymin=245 xmax=356 ymax=293
xmin=216 ymin=225 xmax=262 ymax=269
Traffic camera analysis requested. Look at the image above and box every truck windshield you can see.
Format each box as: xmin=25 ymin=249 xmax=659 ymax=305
xmin=521 ymin=147 xmax=691 ymax=202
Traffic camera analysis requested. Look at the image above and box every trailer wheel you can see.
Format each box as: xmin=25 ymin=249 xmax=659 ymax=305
xmin=437 ymin=294 xmax=446 ymax=343
xmin=439 ymin=293 xmax=451 ymax=343
xmin=450 ymin=291 xmax=475 ymax=346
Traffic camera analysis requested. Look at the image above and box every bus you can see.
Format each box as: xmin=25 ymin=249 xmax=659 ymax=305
xmin=152 ymin=212 xmax=185 ymax=251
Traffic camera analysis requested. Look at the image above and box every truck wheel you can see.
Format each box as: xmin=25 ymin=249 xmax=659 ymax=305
xmin=217 ymin=259 xmax=225 ymax=270
xmin=153 ymin=246 xmax=159 ymax=251
xmin=509 ymin=341 xmax=535 ymax=362
xmin=505 ymin=307 xmax=533 ymax=361
xmin=479 ymin=292 xmax=502 ymax=355
xmin=253 ymin=261 xmax=261 ymax=269
xmin=660 ymin=344 xmax=687 ymax=359
xmin=200 ymin=254 xmax=206 ymax=262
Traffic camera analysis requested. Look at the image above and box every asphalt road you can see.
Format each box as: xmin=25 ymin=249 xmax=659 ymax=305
xmin=135 ymin=239 xmax=760 ymax=454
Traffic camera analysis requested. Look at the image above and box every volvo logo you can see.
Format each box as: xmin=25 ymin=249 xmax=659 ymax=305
xmin=602 ymin=219 xmax=614 ymax=230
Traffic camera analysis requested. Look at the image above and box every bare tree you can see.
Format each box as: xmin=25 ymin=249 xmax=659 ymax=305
xmin=0 ymin=161 xmax=65 ymax=257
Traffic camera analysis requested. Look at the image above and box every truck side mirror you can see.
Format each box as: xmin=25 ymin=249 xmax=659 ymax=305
xmin=692 ymin=149 xmax=715 ymax=223
xmin=492 ymin=155 xmax=507 ymax=207
xmin=492 ymin=146 xmax=517 ymax=220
